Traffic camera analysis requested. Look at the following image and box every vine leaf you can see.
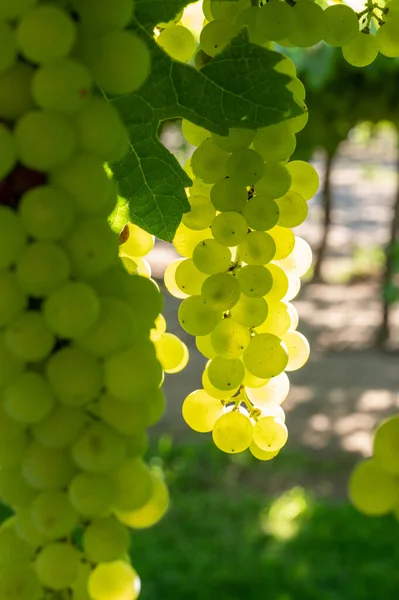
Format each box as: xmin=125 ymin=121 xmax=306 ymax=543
xmin=108 ymin=29 xmax=304 ymax=241
xmin=134 ymin=0 xmax=197 ymax=30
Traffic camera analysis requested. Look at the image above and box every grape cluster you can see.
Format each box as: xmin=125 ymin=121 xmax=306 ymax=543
xmin=349 ymin=415 xmax=399 ymax=517
xmin=0 ymin=1 xmax=173 ymax=599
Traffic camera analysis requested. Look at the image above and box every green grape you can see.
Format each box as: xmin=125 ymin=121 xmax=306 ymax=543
xmin=244 ymin=333 xmax=288 ymax=378
xmin=0 ymin=518 xmax=35 ymax=566
xmin=202 ymin=367 xmax=239 ymax=399
xmin=165 ymin=259 xmax=191 ymax=299
xmin=15 ymin=110 xmax=76 ymax=171
xmin=0 ymin=123 xmax=17 ymax=179
xmin=323 ymin=4 xmax=359 ymax=47
xmin=150 ymin=314 xmax=167 ymax=342
xmin=17 ymin=242 xmax=70 ymax=300
xmin=23 ymin=442 xmax=75 ymax=489
xmin=231 ymin=296 xmax=268 ymax=328
xmin=349 ymin=458 xmax=399 ymax=515
xmin=0 ymin=23 xmax=15 ymax=75
xmin=182 ymin=119 xmax=210 ymax=146
xmin=257 ymin=1 xmax=294 ymax=41
xmin=212 ymin=128 xmax=255 ymax=153
xmin=0 ymin=0 xmax=37 ymax=20
xmin=286 ymin=301 xmax=299 ymax=329
xmin=91 ymin=31 xmax=151 ymax=94
xmin=72 ymin=561 xmax=92 ymax=600
xmin=178 ymin=295 xmax=221 ymax=335
xmin=191 ymin=138 xmax=229 ymax=183
xmin=44 ymin=281 xmax=100 ymax=339
xmin=173 ymin=224 xmax=211 ymax=258
xmin=33 ymin=405 xmax=84 ymax=450
xmin=64 ymin=217 xmax=118 ymax=279
xmin=210 ymin=178 xmax=248 ymax=212
xmin=287 ymin=160 xmax=319 ymax=201
xmin=373 ymin=415 xmax=399 ymax=475
xmin=208 ymin=356 xmax=245 ymax=390
xmin=6 ymin=311 xmax=54 ymax=362
xmin=0 ymin=207 xmax=27 ymax=270
xmin=3 ymin=371 xmax=54 ymax=424
xmin=250 ymin=442 xmax=279 ymax=461
xmin=182 ymin=195 xmax=216 ymax=230
xmin=88 ymin=560 xmax=140 ymax=600
xmin=376 ymin=21 xmax=399 ymax=57
xmin=31 ymin=490 xmax=78 ymax=540
xmin=190 ymin=177 xmax=213 ymax=197
xmin=243 ymin=369 xmax=269 ymax=389
xmin=255 ymin=162 xmax=292 ymax=199
xmin=69 ymin=472 xmax=115 ymax=518
xmin=211 ymin=211 xmax=248 ymax=246
xmin=182 ymin=389 xmax=224 ymax=432
xmin=289 ymin=1 xmax=325 ymax=47
xmin=277 ymin=236 xmax=312 ymax=277
xmin=46 ymin=346 xmax=103 ymax=406
xmin=200 ymin=19 xmax=235 ymax=57
xmin=113 ymin=458 xmax=153 ymax=511
xmin=154 ymin=333 xmax=189 ymax=373
xmin=287 ymin=77 xmax=306 ymax=102
xmin=83 ymin=516 xmax=130 ymax=563
xmin=102 ymin=392 xmax=153 ymax=434
xmin=0 ymin=430 xmax=27 ymax=469
xmin=157 ymin=25 xmax=196 ymax=62
xmin=287 ymin=110 xmax=309 ymax=134
xmin=210 ymin=0 xmax=249 ymax=22
xmin=276 ymin=190 xmax=308 ymax=228
xmin=253 ymin=122 xmax=296 ymax=163
xmin=116 ymin=471 xmax=169 ymax=529
xmin=264 ymin=263 xmax=289 ymax=303
xmin=0 ymin=564 xmax=42 ymax=600
xmin=283 ymin=331 xmax=310 ymax=371
xmin=71 ymin=422 xmax=126 ymax=473
xmin=226 ymin=148 xmax=265 ymax=185
xmin=0 ymin=62 xmax=35 ymax=120
xmin=147 ymin=387 xmax=166 ymax=426
xmin=238 ymin=231 xmax=276 ymax=265
xmin=212 ymin=411 xmax=253 ymax=454
xmin=275 ymin=55 xmax=297 ymax=77
xmin=243 ymin=196 xmax=279 ymax=231
xmin=76 ymin=0 xmax=134 ymax=34
xmin=201 ymin=272 xmax=241 ymax=310
xmin=17 ymin=4 xmax=76 ymax=63
xmin=175 ymin=258 xmax=207 ymax=295
xmin=0 ymin=271 xmax=27 ymax=327
xmin=0 ymin=467 xmax=36 ymax=508
xmin=121 ymin=223 xmax=154 ymax=258
xmin=342 ymin=32 xmax=378 ymax=67
xmin=0 ymin=396 xmax=25 ymax=444
xmin=20 ymin=185 xmax=75 ymax=241
xmin=35 ymin=542 xmax=80 ymax=590
xmin=196 ymin=333 xmax=217 ymax=359
xmin=211 ymin=318 xmax=250 ymax=358
xmin=285 ymin=272 xmax=301 ymax=301
xmin=268 ymin=226 xmax=295 ymax=260
xmin=237 ymin=265 xmax=273 ymax=298
xmin=256 ymin=301 xmax=291 ymax=337
xmin=253 ymin=416 xmax=288 ymax=452
xmin=192 ymin=239 xmax=232 ymax=274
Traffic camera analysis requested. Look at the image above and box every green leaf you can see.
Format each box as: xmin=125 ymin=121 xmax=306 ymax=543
xmin=134 ymin=0 xmax=196 ymax=30
xmin=109 ymin=30 xmax=303 ymax=241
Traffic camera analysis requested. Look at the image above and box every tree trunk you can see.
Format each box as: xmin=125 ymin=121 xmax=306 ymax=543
xmin=313 ymin=150 xmax=335 ymax=282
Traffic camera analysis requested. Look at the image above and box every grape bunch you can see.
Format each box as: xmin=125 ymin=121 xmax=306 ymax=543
xmin=0 ymin=1 xmax=174 ymax=599
xmin=349 ymin=415 xmax=399 ymax=517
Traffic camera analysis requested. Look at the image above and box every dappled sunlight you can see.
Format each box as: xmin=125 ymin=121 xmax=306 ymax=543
xmin=259 ymin=487 xmax=311 ymax=541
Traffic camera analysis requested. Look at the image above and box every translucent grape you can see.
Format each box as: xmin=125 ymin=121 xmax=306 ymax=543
xmin=175 ymin=258 xmax=207 ymax=295
xmin=285 ymin=272 xmax=301 ymax=302
xmin=20 ymin=185 xmax=75 ymax=241
xmin=113 ymin=458 xmax=153 ymax=512
xmin=349 ymin=459 xmax=399 ymax=516
xmin=287 ymin=160 xmax=319 ymax=201
xmin=202 ymin=368 xmax=239 ymax=399
xmin=237 ymin=265 xmax=273 ymax=298
xmin=33 ymin=405 xmax=85 ymax=449
xmin=0 ymin=124 xmax=17 ymax=179
xmin=200 ymin=19 xmax=235 ymax=57
xmin=268 ymin=226 xmax=295 ymax=260
xmin=253 ymin=123 xmax=296 ymax=163
xmin=287 ymin=110 xmax=309 ymax=134
xmin=44 ymin=281 xmax=100 ymax=339
xmin=243 ymin=196 xmax=280 ymax=231
xmin=88 ymin=561 xmax=140 ymax=600
xmin=253 ymin=416 xmax=288 ymax=452
xmin=212 ymin=128 xmax=255 ymax=152
xmin=182 ymin=119 xmax=210 ymax=146
xmin=212 ymin=411 xmax=253 ymax=454
xmin=201 ymin=272 xmax=240 ymax=311
xmin=157 ymin=25 xmax=196 ymax=62
xmin=196 ymin=333 xmax=217 ymax=359
xmin=150 ymin=314 xmax=167 ymax=342
xmin=211 ymin=318 xmax=251 ymax=358
xmin=76 ymin=0 xmax=134 ymax=34
xmin=6 ymin=311 xmax=54 ymax=362
xmin=286 ymin=302 xmax=299 ymax=329
xmin=244 ymin=333 xmax=288 ymax=378
xmin=22 ymin=442 xmax=75 ymax=489
xmin=342 ymin=32 xmax=378 ymax=68
xmin=373 ymin=415 xmax=399 ymax=475
xmin=275 ymin=55 xmax=297 ymax=77
xmin=247 ymin=372 xmax=291 ymax=408
xmin=193 ymin=239 xmax=231 ymax=274
xmin=227 ymin=148 xmax=265 ymax=185
xmin=289 ymin=1 xmax=325 ymax=47
xmin=4 ymin=371 xmax=54 ymax=424
xmin=257 ymin=1 xmax=294 ymax=41
xmin=231 ymin=295 xmax=268 ymax=328
xmin=211 ymin=211 xmax=248 ymax=246
xmin=17 ymin=241 xmax=70 ymax=298
xmin=68 ymin=472 xmax=115 ymax=518
xmin=323 ymin=4 xmax=358 ymax=47
xmin=83 ymin=516 xmax=130 ymax=563
xmin=238 ymin=231 xmax=276 ymax=265
xmin=376 ymin=22 xmax=399 ymax=58
xmin=178 ymin=295 xmax=221 ymax=335
xmin=208 ymin=356 xmax=245 ymax=390
xmin=191 ymin=138 xmax=229 ymax=183
xmin=173 ymin=223 xmax=211 ymax=258
xmin=190 ymin=178 xmax=213 ymax=197
xmin=116 ymin=471 xmax=169 ymax=529
xmin=35 ymin=542 xmax=79 ymax=590
xmin=283 ymin=331 xmax=310 ymax=371
xmin=121 ymin=223 xmax=154 ymax=258
xmin=256 ymin=300 xmax=291 ymax=337
xmin=210 ymin=178 xmax=248 ymax=212
xmin=255 ymin=162 xmax=292 ymax=199
xmin=277 ymin=236 xmax=312 ymax=277
xmin=0 ymin=62 xmax=35 ymax=120
xmin=182 ymin=195 xmax=216 ymax=230
xmin=102 ymin=392 xmax=155 ymax=435
xmin=164 ymin=259 xmax=188 ymax=299
xmin=71 ymin=422 xmax=126 ymax=473
xmin=31 ymin=490 xmax=78 ymax=539
xmin=249 ymin=442 xmax=279 ymax=461
xmin=182 ymin=389 xmax=224 ymax=432
xmin=276 ymin=190 xmax=308 ymax=228
xmin=154 ymin=333 xmax=189 ymax=373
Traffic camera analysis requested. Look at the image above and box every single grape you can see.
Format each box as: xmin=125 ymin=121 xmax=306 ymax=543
xmin=182 ymin=119 xmax=210 ymax=146
xmin=342 ymin=32 xmax=378 ymax=68
xmin=287 ymin=160 xmax=319 ymax=200
xmin=244 ymin=333 xmax=288 ymax=378
xmin=211 ymin=211 xmax=248 ymax=246
xmin=376 ymin=21 xmax=399 ymax=58
xmin=71 ymin=422 xmax=126 ymax=473
xmin=237 ymin=265 xmax=273 ymax=298
xmin=32 ymin=405 xmax=85 ymax=448
xmin=76 ymin=0 xmax=134 ymax=34
xmin=196 ymin=333 xmax=217 ymax=359
xmin=349 ymin=458 xmax=399 ymax=515
xmin=253 ymin=122 xmax=296 ymax=163
xmin=3 ymin=371 xmax=54 ymax=424
xmin=211 ymin=318 xmax=251 ymax=358
xmin=68 ymin=472 xmax=115 ymax=518
xmin=182 ymin=195 xmax=216 ymax=230
xmin=238 ymin=231 xmax=276 ymax=266
xmin=35 ymin=542 xmax=80 ymax=590
xmin=22 ymin=442 xmax=75 ymax=489
xmin=201 ymin=272 xmax=241 ymax=310
xmin=154 ymin=333 xmax=189 ymax=373
xmin=192 ymin=238 xmax=232 ymax=274
xmin=231 ymin=295 xmax=268 ymax=328
xmin=182 ymin=389 xmax=224 ymax=432
xmin=19 ymin=185 xmax=75 ymax=241
xmin=83 ymin=516 xmax=130 ymax=563
xmin=250 ymin=442 xmax=279 ymax=461
xmin=200 ymin=19 xmax=235 ymax=57
xmin=257 ymin=1 xmax=294 ymax=41
xmin=208 ymin=356 xmax=245 ymax=390
xmin=191 ymin=138 xmax=229 ymax=183
xmin=253 ymin=416 xmax=288 ymax=452
xmin=31 ymin=490 xmax=78 ymax=540
xmin=44 ymin=281 xmax=100 ymax=339
xmin=116 ymin=471 xmax=169 ymax=529
xmin=268 ymin=226 xmax=296 ymax=260
xmin=173 ymin=223 xmax=211 ymax=258
xmin=283 ymin=331 xmax=310 ymax=371
xmin=88 ymin=561 xmax=140 ymax=600
xmin=212 ymin=411 xmax=253 ymax=454
xmin=323 ymin=4 xmax=359 ymax=47
xmin=178 ymin=295 xmax=221 ymax=335
xmin=210 ymin=178 xmax=248 ymax=212
xmin=175 ymin=258 xmax=207 ymax=295
xmin=256 ymin=301 xmax=291 ymax=337
xmin=243 ymin=196 xmax=280 ymax=231
xmin=6 ymin=311 xmax=54 ymax=362
xmin=227 ymin=148 xmax=265 ymax=185
xmin=276 ymin=190 xmax=308 ymax=228
xmin=289 ymin=1 xmax=326 ymax=47
xmin=157 ymin=25 xmax=196 ymax=62
xmin=212 ymin=128 xmax=255 ymax=152
xmin=246 ymin=371 xmax=290 ymax=408
xmin=255 ymin=162 xmax=292 ymax=199
xmin=373 ymin=415 xmax=399 ymax=475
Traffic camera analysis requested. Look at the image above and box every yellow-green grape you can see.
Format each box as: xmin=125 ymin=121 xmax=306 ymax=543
xmin=35 ymin=542 xmax=80 ymax=590
xmin=184 ymin=157 xmax=194 ymax=178
xmin=196 ymin=333 xmax=217 ymax=358
xmin=71 ymin=561 xmax=91 ymax=600
xmin=243 ymin=333 xmax=288 ymax=378
xmin=210 ymin=0 xmax=250 ymax=22
xmin=0 ymin=563 xmax=42 ymax=600
xmin=261 ymin=405 xmax=286 ymax=422
xmin=175 ymin=258 xmax=207 ymax=295
xmin=246 ymin=371 xmax=290 ymax=408
xmin=210 ymin=178 xmax=248 ymax=212
xmin=342 ymin=32 xmax=378 ymax=67
xmin=289 ymin=0 xmax=326 ymax=47
xmin=182 ymin=119 xmax=210 ymax=146
xmin=3 ymin=371 xmax=54 ymax=424
xmin=6 ymin=310 xmax=55 ymax=362
xmin=238 ymin=231 xmax=276 ymax=266
xmin=178 ymin=295 xmax=221 ymax=335
xmin=190 ymin=178 xmax=213 ymax=197
xmin=287 ymin=77 xmax=306 ymax=102
xmin=200 ymin=19 xmax=235 ymax=57
xmin=226 ymin=148 xmax=265 ymax=185
xmin=249 ymin=441 xmax=279 ymax=461
xmin=283 ymin=331 xmax=310 ymax=371
xmin=211 ymin=317 xmax=251 ymax=358
xmin=88 ymin=560 xmax=141 ymax=600
xmin=83 ymin=516 xmax=130 ymax=563
xmin=275 ymin=54 xmax=297 ymax=77
xmin=68 ymin=472 xmax=115 ymax=518
xmin=154 ymin=333 xmax=189 ymax=373
xmin=243 ymin=196 xmax=280 ymax=231
xmin=287 ymin=110 xmax=309 ymax=134
xmin=208 ymin=356 xmax=245 ymax=390
xmin=253 ymin=123 xmax=296 ymax=163
xmin=243 ymin=369 xmax=269 ymax=389
xmin=277 ymin=236 xmax=312 ymax=278
xmin=182 ymin=195 xmax=216 ymax=230
xmin=237 ymin=265 xmax=273 ymax=298
xmin=201 ymin=272 xmax=241 ymax=310
xmin=276 ymin=191 xmax=308 ymax=228
xmin=173 ymin=224 xmax=211 ymax=257
xmin=287 ymin=160 xmax=319 ymax=201
xmin=100 ymin=391 xmax=161 ymax=434
xmin=256 ymin=301 xmax=291 ymax=337
xmin=267 ymin=226 xmax=295 ymax=260
xmin=164 ymin=259 xmax=188 ymax=299
xmin=73 ymin=0 xmax=135 ymax=33
xmin=230 ymin=295 xmax=268 ymax=328
xmin=286 ymin=302 xmax=299 ymax=330
xmin=0 ymin=62 xmax=35 ymax=121
xmin=211 ymin=211 xmax=248 ymax=246
xmin=120 ymin=223 xmax=154 ymax=258
xmin=202 ymin=368 xmax=239 ymax=399
xmin=16 ymin=241 xmax=70 ymax=298
xmin=255 ymin=162 xmax=292 ymax=199
xmin=150 ymin=314 xmax=167 ymax=341
xmin=349 ymin=458 xmax=399 ymax=516
xmin=182 ymin=389 xmax=224 ymax=432
xmin=156 ymin=24 xmax=196 ymax=62
xmin=192 ymin=239 xmax=232 ymax=274
xmin=373 ymin=415 xmax=399 ymax=475
xmin=257 ymin=1 xmax=294 ymax=41
xmin=15 ymin=506 xmax=47 ymax=547
xmin=112 ymin=458 xmax=153 ymax=512
xmin=116 ymin=471 xmax=169 ymax=529
xmin=212 ymin=411 xmax=254 ymax=454
xmin=212 ymin=128 xmax=255 ymax=152
xmin=191 ymin=138 xmax=229 ymax=183
xmin=253 ymin=416 xmax=288 ymax=452
xmin=285 ymin=272 xmax=301 ymax=302
xmin=264 ymin=263 xmax=289 ymax=302
xmin=120 ymin=256 xmax=138 ymax=275
xmin=323 ymin=4 xmax=359 ymax=47
xmin=376 ymin=21 xmax=399 ymax=57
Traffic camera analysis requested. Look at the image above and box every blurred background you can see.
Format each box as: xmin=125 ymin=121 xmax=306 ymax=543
xmin=131 ymin=13 xmax=399 ymax=598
